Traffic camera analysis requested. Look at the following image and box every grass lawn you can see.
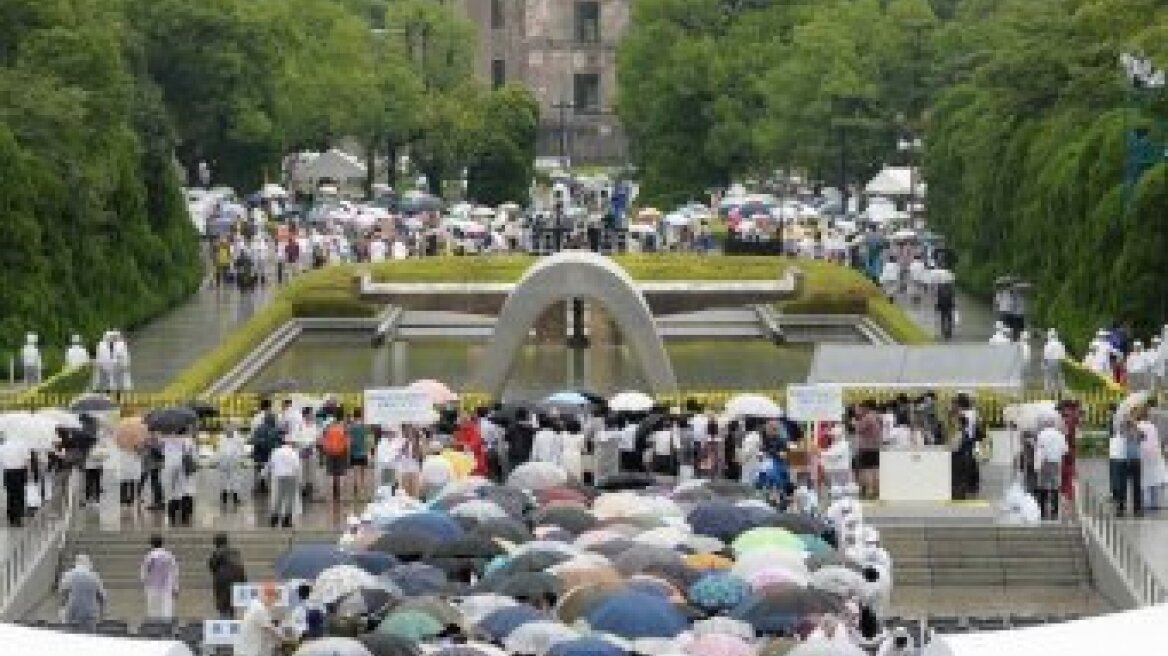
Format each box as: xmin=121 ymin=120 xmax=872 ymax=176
xmin=163 ymin=254 xmax=928 ymax=396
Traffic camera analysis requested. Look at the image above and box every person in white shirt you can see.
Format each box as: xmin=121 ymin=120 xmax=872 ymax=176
xmin=1138 ymin=416 xmax=1168 ymax=510
xmin=821 ymin=427 xmax=853 ymax=490
xmin=93 ymin=331 xmax=114 ymax=392
xmin=530 ymin=418 xmax=561 ymax=464
xmin=1042 ymin=328 xmax=1067 ymax=393
xmin=64 ymin=335 xmax=89 ymax=369
xmin=265 ymin=441 xmax=301 ymax=528
xmin=1151 ymin=336 xmax=1167 ymax=392
xmin=0 ymin=436 xmax=32 ymax=526
xmin=650 ymin=420 xmax=680 ymax=475
xmin=558 ymin=422 xmax=585 ymax=481
xmin=738 ymin=427 xmax=763 ymax=486
xmin=217 ymin=427 xmax=247 ymax=508
xmin=1127 ymin=341 xmax=1151 ymax=391
xmin=879 ymin=259 xmax=900 ymax=299
xmin=1033 ymin=420 xmax=1068 ymax=520
xmin=20 ymin=332 xmax=42 ymax=385
xmin=988 ymin=322 xmax=1011 ymax=345
xmin=907 ymin=257 xmax=927 ymax=305
xmin=236 ymin=584 xmax=284 ymax=656
xmin=369 ymin=238 xmax=387 ymax=262
xmin=111 ymin=331 xmax=132 ymax=391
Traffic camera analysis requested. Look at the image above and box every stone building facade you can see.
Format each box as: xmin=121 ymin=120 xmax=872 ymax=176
xmin=453 ymin=0 xmax=630 ymax=165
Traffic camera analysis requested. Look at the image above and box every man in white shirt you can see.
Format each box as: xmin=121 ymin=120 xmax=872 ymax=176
xmin=0 ymin=437 xmax=32 ymax=526
xmin=267 ymin=441 xmax=301 ymax=528
xmin=369 ymin=238 xmax=387 ymax=262
xmin=237 ymin=583 xmax=284 ymax=656
xmin=1034 ymin=421 xmax=1068 ymax=520
xmin=64 ymin=335 xmax=89 ymax=369
xmin=1127 ymin=341 xmax=1150 ymax=391
xmin=1042 ymin=329 xmax=1067 ymax=393
xmin=21 ymin=333 xmax=42 ymax=385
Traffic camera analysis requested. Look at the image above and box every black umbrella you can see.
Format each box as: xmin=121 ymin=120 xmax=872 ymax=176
xmin=594 ymin=472 xmax=655 ymax=491
xmin=185 ymin=400 xmax=220 ymax=419
xmin=69 ymin=394 xmax=116 ymax=413
xmin=357 ymin=633 xmax=423 ymax=656
xmin=371 ymin=530 xmax=441 ymax=559
xmin=488 ymin=403 xmax=531 ymax=426
xmin=761 ymin=513 xmax=830 ymax=536
xmin=531 ymin=504 xmax=598 ymax=535
xmin=477 ymin=485 xmax=531 ymax=518
xmin=614 ymin=546 xmax=697 ymax=588
xmin=471 ymin=518 xmax=533 ymax=545
xmin=477 ymin=571 xmax=563 ymax=603
xmin=427 ymin=534 xmax=504 ymax=560
xmin=731 ymin=587 xmax=843 ymax=634
xmin=335 ymin=586 xmax=399 ymax=617
xmin=145 ymin=406 xmax=199 ymax=434
xmin=634 ymin=414 xmax=667 ymax=443
xmin=586 ymin=538 xmax=636 ymax=559
xmin=492 ymin=550 xmax=572 ymax=577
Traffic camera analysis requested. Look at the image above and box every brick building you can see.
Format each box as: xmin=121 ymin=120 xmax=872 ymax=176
xmin=453 ymin=0 xmax=630 ymax=165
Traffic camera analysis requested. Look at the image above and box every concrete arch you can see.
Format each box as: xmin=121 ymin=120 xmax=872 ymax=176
xmin=476 ymin=251 xmax=678 ymax=397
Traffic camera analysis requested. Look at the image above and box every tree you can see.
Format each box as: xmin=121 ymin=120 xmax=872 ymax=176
xmin=467 ymin=84 xmax=540 ymax=206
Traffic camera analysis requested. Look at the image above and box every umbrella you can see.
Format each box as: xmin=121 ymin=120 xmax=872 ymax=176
xmin=613 ymin=547 xmax=695 ymax=588
xmin=68 ymin=393 xmax=116 ymax=413
xmin=533 ymin=503 xmax=598 ymax=535
xmin=393 ymin=596 xmax=464 ymax=626
xmin=731 ymin=588 xmax=842 ymax=634
xmin=312 ymin=565 xmax=383 ymax=605
xmin=477 ymin=604 xmax=545 ymax=640
xmin=731 ymin=550 xmax=808 ymax=580
xmin=609 ymin=391 xmax=655 ymax=413
xmin=428 ymin=534 xmax=505 ymax=560
xmin=356 ymin=633 xmax=423 ymax=656
xmin=536 ymin=486 xmax=593 ymax=506
xmin=682 ymin=634 xmax=756 ymax=656
xmin=799 ymin=535 xmax=834 ymax=557
xmin=294 ymin=638 xmax=373 ymax=656
xmin=746 ymin=567 xmax=808 ymax=591
xmin=144 ymin=406 xmax=199 ymax=434
xmin=472 ymin=517 xmax=534 ymax=545
xmin=450 ymin=499 xmax=510 ymax=523
xmin=454 ymin=593 xmax=519 ymax=624
xmin=732 ymin=528 xmax=806 ymax=556
xmin=478 ymin=571 xmax=563 ymax=603
xmin=687 ymin=573 xmax=751 ymax=612
xmin=350 ymin=551 xmax=400 ymax=575
xmin=508 ymin=462 xmax=569 ymax=491
xmin=684 ymin=553 xmax=733 ymax=572
xmin=574 ymin=528 xmax=628 ymax=550
xmin=503 ymin=621 xmax=579 ymax=656
xmin=759 ymin=640 xmax=797 ymax=656
xmin=378 ymin=610 xmax=444 ymax=641
xmin=761 ymin=514 xmax=829 ymax=536
xmin=692 ymin=616 xmax=756 ymax=641
xmin=551 ymin=563 xmax=623 ymax=591
xmin=493 ymin=550 xmax=574 ymax=576
xmin=276 ymin=544 xmax=355 ymax=580
xmin=549 ymin=637 xmax=630 ymax=656
xmin=336 ymin=586 xmax=399 ymax=617
xmin=432 ymin=645 xmax=508 ymax=656
xmin=554 ymin=580 xmax=625 ymax=624
xmin=724 ymin=394 xmax=783 ymax=419
xmin=478 ymin=485 xmax=531 ymax=517
xmin=408 ymin=379 xmax=458 ymax=404
xmin=584 ymin=591 xmax=687 ymax=639
xmin=687 ymin=501 xmax=756 ymax=542
xmin=185 ymin=400 xmax=219 ymax=419
xmin=594 ymin=471 xmax=657 ymax=492
xmin=585 ymin=538 xmax=636 ymax=559
xmin=544 ymin=391 xmax=591 ymax=408
xmin=808 ymin=566 xmax=865 ymax=598
xmin=35 ymin=408 xmax=82 ymax=431
xmin=114 ymin=417 xmax=149 ymax=450
xmin=804 ymin=552 xmax=857 ymax=572
xmin=533 ymin=526 xmax=574 ymax=543
xmin=625 ymin=574 xmax=685 ymax=603
xmin=1117 ymin=390 xmax=1152 ymax=423
xmin=385 ymin=562 xmax=449 ymax=597
xmin=0 ymin=413 xmax=57 ymax=451
xmin=386 ymin=512 xmax=465 ymax=542
xmin=785 ymin=639 xmax=864 ymax=656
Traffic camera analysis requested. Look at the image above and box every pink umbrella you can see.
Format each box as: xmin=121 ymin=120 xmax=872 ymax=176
xmin=408 ymin=379 xmax=458 ymax=404
xmin=746 ymin=567 xmax=808 ymax=591
xmin=683 ymin=633 xmax=757 ymax=656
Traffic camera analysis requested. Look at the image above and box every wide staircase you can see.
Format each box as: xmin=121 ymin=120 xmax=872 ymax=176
xmin=30 ymin=528 xmax=338 ymax=623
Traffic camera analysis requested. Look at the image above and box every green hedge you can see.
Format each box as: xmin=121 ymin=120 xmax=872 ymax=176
xmin=14 ymin=363 xmax=93 ymax=403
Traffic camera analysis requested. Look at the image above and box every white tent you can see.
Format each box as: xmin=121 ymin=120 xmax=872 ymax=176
xmin=923 ymin=604 xmax=1168 ymax=656
xmin=289 ymin=149 xmax=367 ymax=196
xmin=0 ymin=624 xmax=193 ymax=656
xmin=865 ymin=166 xmax=925 ymax=197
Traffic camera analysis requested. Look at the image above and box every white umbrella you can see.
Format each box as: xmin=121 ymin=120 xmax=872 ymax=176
xmin=35 ymin=408 xmax=82 ymax=431
xmin=293 ymin=638 xmax=373 ymax=656
xmin=591 ymin=492 xmax=645 ymax=520
xmin=609 ymin=391 xmax=655 ymax=413
xmin=787 ymin=638 xmax=866 ymax=656
xmin=311 ymin=565 xmax=381 ymax=605
xmin=724 ymin=394 xmax=783 ymax=419
xmin=449 ymin=499 xmax=509 ymax=522
xmin=731 ymin=549 xmax=809 ymax=579
xmin=809 ymin=565 xmax=866 ymax=598
xmin=507 ymin=462 xmax=568 ymax=491
xmin=1117 ymin=390 xmax=1152 ymax=423
xmin=0 ymin=412 xmax=59 ymax=451
xmin=691 ymin=616 xmax=756 ymax=640
xmin=503 ymin=621 xmax=579 ymax=656
xmin=630 ymin=637 xmax=683 ymax=656
xmin=420 ymin=455 xmax=454 ymax=490
xmin=1004 ymin=401 xmax=1060 ymax=433
xmin=261 ymin=183 xmax=289 ymax=199
xmin=454 ymin=594 xmax=520 ymax=624
xmin=470 ymin=206 xmax=496 ymax=219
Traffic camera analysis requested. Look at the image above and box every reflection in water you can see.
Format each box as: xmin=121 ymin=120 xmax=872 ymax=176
xmin=246 ymin=337 xmax=813 ymax=399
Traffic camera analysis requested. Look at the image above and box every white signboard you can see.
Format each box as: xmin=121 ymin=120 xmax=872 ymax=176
xmin=204 ymin=620 xmax=241 ymax=647
xmin=786 ymin=384 xmax=844 ymax=422
xmin=232 ymin=583 xmax=293 ymax=608
xmin=364 ymin=388 xmax=435 ymax=426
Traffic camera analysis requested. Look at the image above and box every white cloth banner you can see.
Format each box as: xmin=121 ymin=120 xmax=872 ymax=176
xmin=786 ymin=384 xmax=844 ymax=422
xmin=363 ymin=388 xmax=436 ymax=426
xmin=232 ymin=583 xmax=292 ymax=608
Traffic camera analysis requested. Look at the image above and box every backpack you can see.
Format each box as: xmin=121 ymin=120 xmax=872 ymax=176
xmin=322 ymin=423 xmax=348 ymax=458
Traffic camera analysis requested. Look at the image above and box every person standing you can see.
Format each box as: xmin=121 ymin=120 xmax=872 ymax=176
xmin=65 ymin=335 xmax=89 ymax=369
xmin=1138 ymin=411 xmax=1167 ymax=510
xmin=217 ymin=426 xmax=247 ymax=508
xmin=453 ymin=414 xmax=488 ymax=477
xmin=505 ymin=410 xmax=535 ymax=472
xmin=1111 ymin=416 xmax=1145 ymax=518
xmin=1033 ymin=419 xmax=1069 ymax=520
xmin=1042 ymin=329 xmax=1067 ymax=393
xmin=208 ymin=532 xmax=247 ymax=619
xmin=852 ymin=403 xmax=883 ymax=499
xmin=59 ymin=554 xmax=106 ymax=631
xmin=321 ymin=418 xmax=350 ymax=503
xmin=112 ymin=331 xmax=132 ymax=392
xmin=93 ymin=332 xmax=114 ymax=392
xmin=162 ymin=433 xmax=196 ymax=526
xmin=0 ymin=435 xmax=31 ymax=526
xmin=266 ymin=439 xmax=301 ymax=528
xmin=116 ymin=441 xmax=142 ymax=509
xmin=237 ymin=583 xmax=284 ymax=656
xmin=21 ymin=333 xmax=42 ymax=386
xmin=347 ymin=409 xmax=371 ymax=499
xmin=140 ymin=534 xmax=179 ymax=620
xmin=530 ymin=417 xmax=561 ymax=464
xmin=251 ymin=413 xmax=282 ymax=495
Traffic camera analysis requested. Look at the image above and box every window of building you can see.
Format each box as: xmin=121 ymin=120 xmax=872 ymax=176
xmin=574 ymin=73 xmax=601 ymax=113
xmin=491 ymin=0 xmax=505 ymax=29
xmin=492 ymin=59 xmax=506 ymax=89
xmin=575 ymin=1 xmax=600 ymax=43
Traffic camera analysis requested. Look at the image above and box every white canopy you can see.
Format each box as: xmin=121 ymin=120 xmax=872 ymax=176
xmin=923 ymin=604 xmax=1168 ymax=656
xmin=295 ymin=149 xmax=366 ymax=182
xmin=865 ymin=166 xmax=925 ymax=197
xmin=0 ymin=624 xmax=193 ymax=656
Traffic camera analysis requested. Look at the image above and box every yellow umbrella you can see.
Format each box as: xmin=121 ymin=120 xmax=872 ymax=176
xmin=685 ymin=553 xmax=733 ymax=572
xmin=440 ymin=449 xmax=475 ymax=480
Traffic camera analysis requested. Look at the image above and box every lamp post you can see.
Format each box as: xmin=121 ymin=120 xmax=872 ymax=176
xmin=1120 ymin=52 xmax=1168 ymax=321
xmin=897 ymin=135 xmax=922 ymax=225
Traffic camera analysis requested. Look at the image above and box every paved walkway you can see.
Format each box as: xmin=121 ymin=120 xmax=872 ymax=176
xmin=1078 ymin=458 xmax=1168 ymax=585
xmin=890 ymin=287 xmax=996 ymax=342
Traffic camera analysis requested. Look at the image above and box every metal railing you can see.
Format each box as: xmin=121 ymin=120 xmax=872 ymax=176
xmin=1076 ymin=476 xmax=1168 ymax=606
xmin=0 ymin=469 xmax=80 ymax=615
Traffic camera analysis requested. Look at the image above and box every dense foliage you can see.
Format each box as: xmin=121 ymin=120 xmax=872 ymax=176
xmin=619 ymin=0 xmax=1168 ymax=347
xmin=0 ymin=0 xmax=202 ymax=363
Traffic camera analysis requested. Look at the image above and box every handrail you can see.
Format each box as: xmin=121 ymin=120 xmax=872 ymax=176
xmin=0 ymin=467 xmax=80 ymax=616
xmin=1076 ymin=476 xmax=1168 ymax=606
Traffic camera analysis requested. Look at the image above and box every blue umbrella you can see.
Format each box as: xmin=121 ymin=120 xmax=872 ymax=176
xmin=476 ymin=604 xmax=545 ymax=640
xmin=687 ymin=501 xmax=756 ymax=542
xmin=385 ymin=512 xmax=466 ymax=542
xmin=549 ymin=637 xmax=629 ymax=656
xmin=350 ymin=551 xmax=399 ymax=575
xmin=688 ymin=573 xmax=751 ymax=612
xmin=274 ymin=544 xmax=353 ymax=580
xmin=584 ymin=591 xmax=688 ymax=639
xmin=384 ymin=562 xmax=449 ymax=597
xmin=545 ymin=391 xmax=590 ymax=407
